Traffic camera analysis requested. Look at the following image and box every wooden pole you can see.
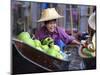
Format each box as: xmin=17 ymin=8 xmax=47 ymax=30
xmin=70 ymin=5 xmax=73 ymax=35
xmin=78 ymin=6 xmax=80 ymax=30
xmin=24 ymin=20 xmax=26 ymax=31
xmin=89 ymin=6 xmax=93 ymax=15
xmin=28 ymin=2 xmax=32 ymax=32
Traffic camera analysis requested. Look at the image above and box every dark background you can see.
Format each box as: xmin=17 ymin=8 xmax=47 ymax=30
xmin=12 ymin=44 xmax=48 ymax=74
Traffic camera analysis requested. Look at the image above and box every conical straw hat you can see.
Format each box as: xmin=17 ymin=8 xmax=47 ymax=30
xmin=88 ymin=12 xmax=96 ymax=30
xmin=37 ymin=8 xmax=64 ymax=22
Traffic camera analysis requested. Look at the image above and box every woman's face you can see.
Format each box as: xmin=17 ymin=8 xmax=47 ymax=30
xmin=45 ymin=20 xmax=57 ymax=32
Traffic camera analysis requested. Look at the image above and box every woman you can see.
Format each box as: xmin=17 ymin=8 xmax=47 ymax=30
xmin=35 ymin=8 xmax=85 ymax=70
xmin=84 ymin=12 xmax=96 ymax=69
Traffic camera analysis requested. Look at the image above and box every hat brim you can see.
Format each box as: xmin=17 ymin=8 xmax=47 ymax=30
xmin=37 ymin=16 xmax=64 ymax=22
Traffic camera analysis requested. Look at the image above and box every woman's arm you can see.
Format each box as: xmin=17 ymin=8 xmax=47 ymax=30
xmin=71 ymin=39 xmax=81 ymax=45
xmin=58 ymin=27 xmax=81 ymax=45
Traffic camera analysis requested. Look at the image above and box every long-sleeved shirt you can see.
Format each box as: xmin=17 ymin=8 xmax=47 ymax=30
xmin=35 ymin=26 xmax=75 ymax=44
